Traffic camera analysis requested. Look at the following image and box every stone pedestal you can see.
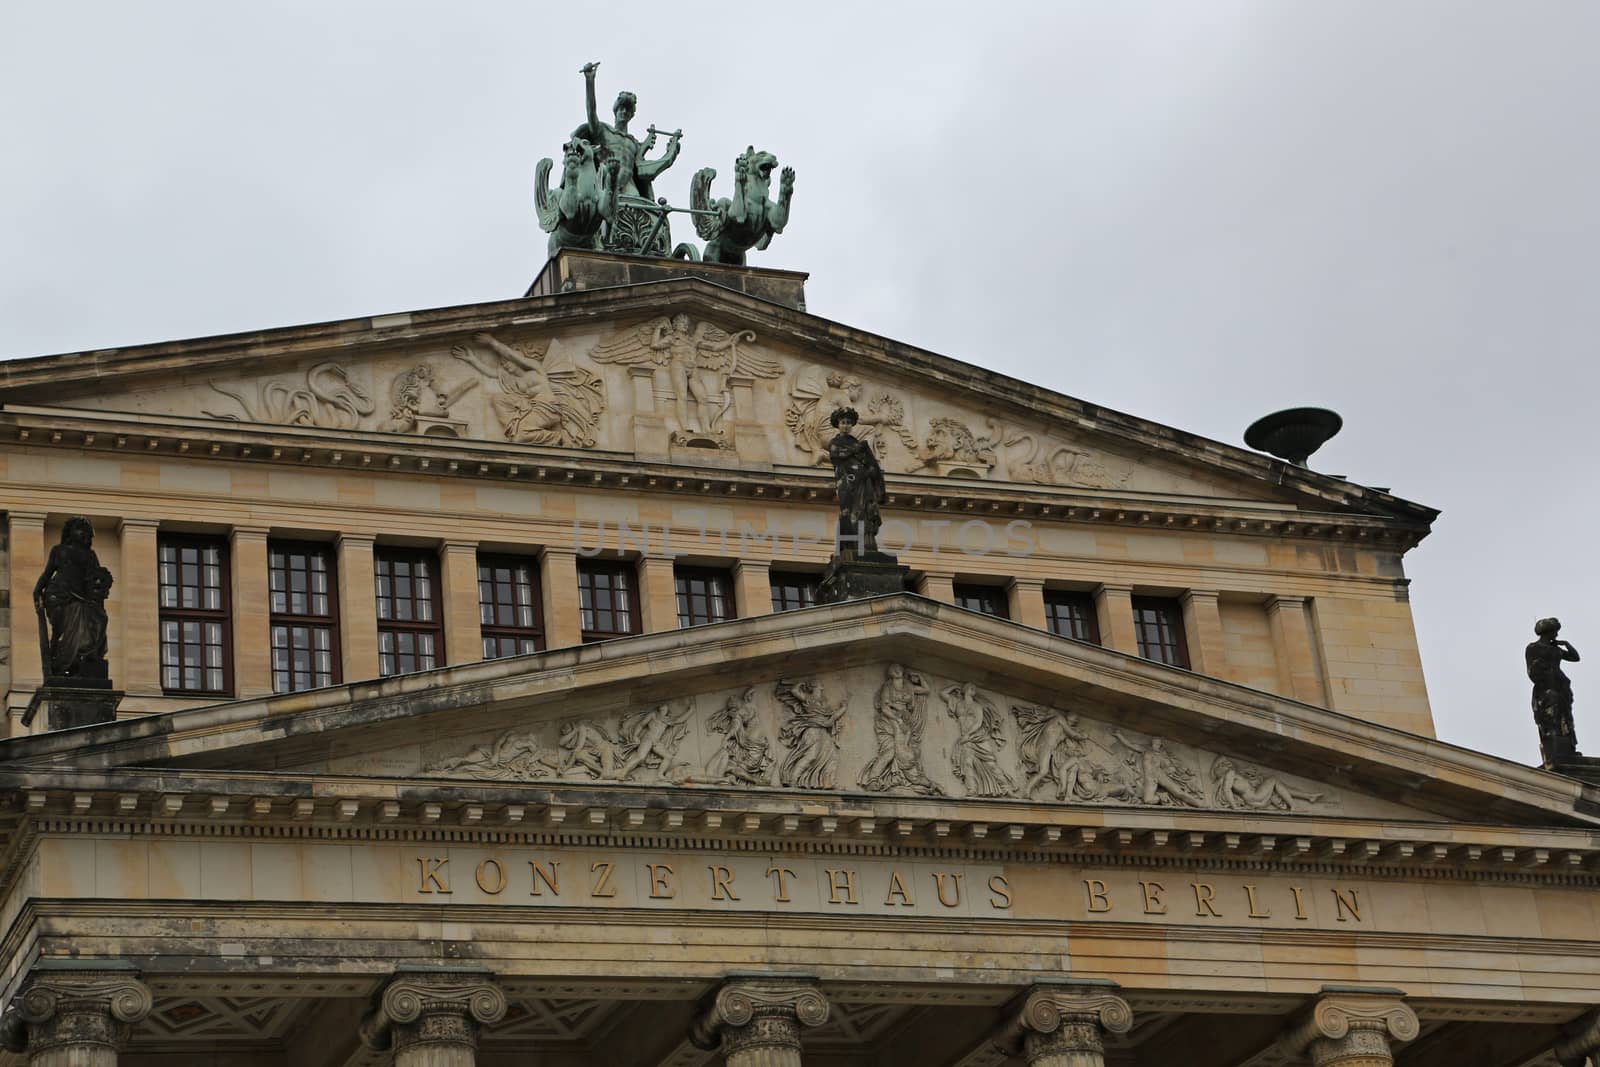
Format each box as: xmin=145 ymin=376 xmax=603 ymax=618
xmin=2 ymin=963 xmax=151 ymax=1067
xmin=994 ymin=982 xmax=1133 ymax=1067
xmin=1284 ymin=989 xmax=1418 ymax=1067
xmin=360 ymin=970 xmax=507 ymax=1067
xmin=1549 ymin=755 xmax=1600 ymax=786
xmin=22 ymin=682 xmax=122 ymax=732
xmin=690 ymin=977 xmax=830 ymax=1067
xmin=815 ymin=552 xmax=909 ymax=605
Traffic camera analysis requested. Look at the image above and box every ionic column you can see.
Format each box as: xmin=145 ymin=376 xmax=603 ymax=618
xmin=1178 ymin=589 xmax=1227 ymax=676
xmin=994 ymin=983 xmax=1132 ymax=1067
xmin=732 ymin=559 xmax=771 ymax=619
xmin=335 ymin=533 xmax=379 ymax=682
xmin=1283 ymin=989 xmax=1418 ymax=1067
xmin=360 ymin=970 xmax=507 ymax=1067
xmin=637 ymin=555 xmax=679 ymax=632
xmin=1092 ymin=584 xmax=1138 ymax=655
xmin=690 ymin=977 xmax=830 ymax=1067
xmin=2 ymin=964 xmax=152 ymax=1067
xmin=438 ymin=541 xmax=483 ymax=666
xmin=115 ymin=518 xmax=161 ymax=696
xmin=1006 ymin=577 xmax=1048 ymax=631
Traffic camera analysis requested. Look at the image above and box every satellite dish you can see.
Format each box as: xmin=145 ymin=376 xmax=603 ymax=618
xmin=1244 ymin=408 xmax=1343 ymax=467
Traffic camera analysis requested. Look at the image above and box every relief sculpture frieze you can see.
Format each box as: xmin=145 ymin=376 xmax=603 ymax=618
xmin=205 ymin=362 xmax=376 ymax=429
xmin=451 ymin=332 xmax=606 ymax=447
xmin=416 ymin=665 xmax=1343 ymax=817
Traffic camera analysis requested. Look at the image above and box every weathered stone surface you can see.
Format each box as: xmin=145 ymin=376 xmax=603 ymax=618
xmin=815 ymin=556 xmax=909 ymax=604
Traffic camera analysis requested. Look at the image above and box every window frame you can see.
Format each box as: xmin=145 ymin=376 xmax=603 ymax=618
xmin=157 ymin=533 xmax=234 ymax=697
xmin=674 ymin=565 xmax=736 ymax=628
xmin=374 ymin=547 xmax=446 ymax=677
xmin=577 ymin=559 xmax=642 ymax=643
xmin=268 ymin=540 xmax=342 ymax=694
xmin=1132 ymin=595 xmax=1191 ymax=668
xmin=953 ymin=582 xmax=1010 ymax=620
xmin=769 ymin=570 xmax=820 ymax=613
xmin=478 ymin=553 xmax=545 ymax=660
xmin=1044 ymin=589 xmax=1101 ymax=645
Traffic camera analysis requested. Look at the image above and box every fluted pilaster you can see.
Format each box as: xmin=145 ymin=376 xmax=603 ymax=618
xmin=994 ymin=983 xmax=1132 ymax=1067
xmin=1283 ymin=990 xmax=1418 ymax=1067
xmin=690 ymin=977 xmax=830 ymax=1067
xmin=3 ymin=966 xmax=151 ymax=1067
xmin=360 ymin=970 xmax=506 ymax=1067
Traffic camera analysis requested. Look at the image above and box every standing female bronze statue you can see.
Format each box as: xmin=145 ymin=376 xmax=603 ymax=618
xmin=33 ymin=517 xmax=114 ymax=683
xmin=827 ymin=407 xmax=887 ymax=558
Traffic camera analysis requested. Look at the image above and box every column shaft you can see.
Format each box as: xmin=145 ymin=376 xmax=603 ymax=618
xmin=1007 ymin=578 xmax=1048 ymax=631
xmin=336 ymin=534 xmax=379 ymax=682
xmin=1093 ymin=584 xmax=1138 ymax=655
xmin=1023 ymin=1020 xmax=1109 ymax=1067
xmin=637 ymin=556 xmax=679 ymax=632
xmin=732 ymin=560 xmax=771 ymax=619
xmin=116 ymin=519 xmax=161 ymax=696
xmin=539 ymin=547 xmax=581 ymax=647
xmin=439 ymin=542 xmax=482 ymax=666
xmin=8 ymin=512 xmax=48 ymax=690
xmin=1179 ymin=589 xmax=1227 ymax=676
xmin=230 ymin=527 xmax=272 ymax=698
xmin=1267 ymin=595 xmax=1328 ymax=704
xmin=916 ymin=571 xmax=955 ymax=604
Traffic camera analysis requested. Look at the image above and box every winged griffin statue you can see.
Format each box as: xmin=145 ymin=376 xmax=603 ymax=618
xmin=534 ymin=138 xmax=620 ymax=256
xmin=589 ymin=315 xmax=780 ymax=446
xmin=675 ymin=146 xmax=795 ymax=265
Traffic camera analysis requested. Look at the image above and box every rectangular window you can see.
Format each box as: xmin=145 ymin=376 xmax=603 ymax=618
xmin=578 ymin=561 xmax=640 ymax=642
xmin=954 ymin=583 xmax=1009 ymax=619
xmin=1133 ymin=596 xmax=1190 ymax=668
xmin=478 ymin=554 xmax=543 ymax=659
xmin=675 ymin=566 xmax=734 ymax=628
xmin=268 ymin=541 xmax=340 ymax=693
xmin=1045 ymin=590 xmax=1101 ymax=644
xmin=158 ymin=535 xmax=232 ymax=695
xmin=769 ymin=571 xmax=820 ymax=613
xmin=375 ymin=549 xmax=443 ymax=677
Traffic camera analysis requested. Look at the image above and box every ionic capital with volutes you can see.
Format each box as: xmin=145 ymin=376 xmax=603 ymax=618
xmin=0 ymin=964 xmax=152 ymax=1065
xmin=994 ymin=982 xmax=1133 ymax=1067
xmin=359 ymin=969 xmax=507 ymax=1067
xmin=689 ymin=977 xmax=830 ymax=1067
xmin=1282 ymin=988 xmax=1419 ymax=1067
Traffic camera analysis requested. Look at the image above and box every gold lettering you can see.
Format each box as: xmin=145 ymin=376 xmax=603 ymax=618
xmin=1290 ymin=885 xmax=1309 ymax=920
xmin=885 ymin=870 xmax=915 ymax=907
xmin=1192 ymin=882 xmax=1222 ymax=917
xmin=1084 ymin=879 xmax=1112 ymax=913
xmin=647 ymin=863 xmax=676 ymax=899
xmin=590 ymin=861 xmax=618 ymax=898
xmin=474 ymin=858 xmax=506 ymax=895
xmin=932 ymin=872 xmax=963 ymax=908
xmin=987 ymin=874 xmax=1012 ymax=910
xmin=529 ymin=860 xmax=560 ymax=897
xmin=1243 ymin=884 xmax=1270 ymax=919
xmin=1139 ymin=880 xmax=1167 ymax=915
xmin=708 ymin=864 xmax=739 ymax=901
xmin=825 ymin=868 xmax=859 ymax=905
xmin=766 ymin=865 xmax=797 ymax=903
xmin=1332 ymin=888 xmax=1362 ymax=922
xmin=416 ymin=857 xmax=451 ymax=894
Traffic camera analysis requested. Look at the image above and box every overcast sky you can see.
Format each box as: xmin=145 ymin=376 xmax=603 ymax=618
xmin=3 ymin=2 xmax=1596 ymax=765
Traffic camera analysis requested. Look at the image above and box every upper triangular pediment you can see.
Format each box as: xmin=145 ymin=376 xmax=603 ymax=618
xmin=0 ymin=277 xmax=1435 ymax=521
xmin=0 ymin=595 xmax=1579 ymax=830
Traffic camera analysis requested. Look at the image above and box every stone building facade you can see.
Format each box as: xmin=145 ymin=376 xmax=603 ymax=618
xmin=0 ymin=251 xmax=1593 ymax=1065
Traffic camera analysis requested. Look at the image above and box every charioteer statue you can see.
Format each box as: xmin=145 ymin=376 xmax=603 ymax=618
xmin=1528 ymin=617 xmax=1581 ymax=767
xmin=573 ymin=61 xmax=683 ymax=256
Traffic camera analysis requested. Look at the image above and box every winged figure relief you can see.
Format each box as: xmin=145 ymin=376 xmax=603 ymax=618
xmin=589 ymin=315 xmax=778 ymax=445
xmin=451 ymin=332 xmax=606 ymax=448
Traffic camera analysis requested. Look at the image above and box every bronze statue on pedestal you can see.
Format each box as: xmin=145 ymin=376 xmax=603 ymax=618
xmin=1527 ymin=617 xmax=1581 ymax=767
xmin=32 ymin=517 xmax=113 ymax=684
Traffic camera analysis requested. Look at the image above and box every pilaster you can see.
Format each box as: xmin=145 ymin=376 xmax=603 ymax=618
xmin=1006 ymin=577 xmax=1048 ymax=631
xmin=993 ymin=982 xmax=1132 ymax=1067
xmin=1267 ymin=595 xmax=1328 ymax=705
xmin=690 ymin=977 xmax=830 ymax=1067
xmin=336 ymin=534 xmax=379 ymax=683
xmin=7 ymin=511 xmax=48 ymax=691
xmin=1092 ymin=584 xmax=1138 ymax=656
xmin=2 ymin=963 xmax=152 ymax=1067
xmin=538 ymin=547 xmax=581 ymax=648
xmin=732 ymin=559 xmax=772 ymax=619
xmin=229 ymin=526 xmax=272 ymax=698
xmin=1178 ymin=589 xmax=1226 ymax=676
xmin=439 ymin=541 xmax=483 ymax=667
xmin=915 ymin=571 xmax=955 ymax=604
xmin=638 ymin=555 xmax=680 ymax=633
xmin=1281 ymin=989 xmax=1418 ymax=1067
xmin=115 ymin=518 xmax=161 ymax=696
xmin=360 ymin=970 xmax=507 ymax=1067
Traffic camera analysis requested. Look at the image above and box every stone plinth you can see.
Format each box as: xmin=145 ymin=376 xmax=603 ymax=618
xmin=526 ymin=249 xmax=809 ymax=311
xmin=23 ymin=683 xmax=122 ymax=732
xmin=815 ymin=553 xmax=909 ymax=605
xmin=1549 ymin=756 xmax=1600 ymax=786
